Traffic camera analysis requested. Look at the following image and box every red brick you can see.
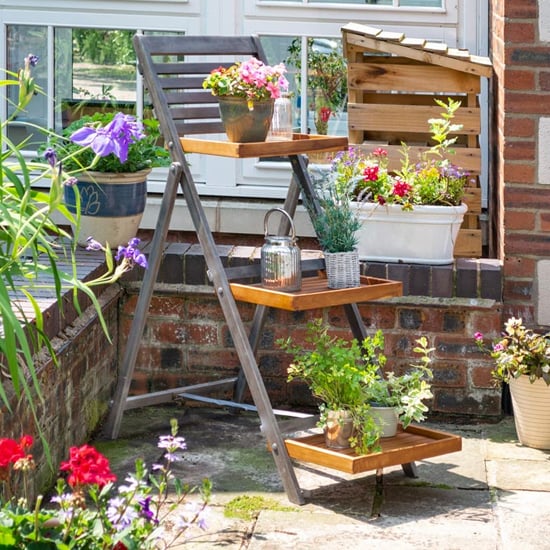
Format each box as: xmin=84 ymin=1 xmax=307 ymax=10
xmin=182 ymin=323 xmax=220 ymax=346
xmin=504 ymin=21 xmax=535 ymax=43
xmin=503 ymin=139 xmax=535 ymax=161
xmin=506 ymin=92 xmax=550 ymax=114
xmin=504 ymin=209 xmax=536 ymax=230
xmin=540 ymin=212 xmax=550 ymax=232
xmin=503 ymin=162 xmax=535 ymax=183
xmin=503 ymin=255 xmax=536 ymax=278
xmin=503 ymin=116 xmax=535 ymax=137
xmin=502 ymin=277 xmax=534 ymax=302
xmin=505 ymin=233 xmax=550 ymax=256
xmin=470 ymin=365 xmax=497 ymax=389
xmin=503 ymin=0 xmax=538 ymax=19
xmin=504 ymin=69 xmax=535 ymax=90
xmin=539 ymin=72 xmax=550 ymax=91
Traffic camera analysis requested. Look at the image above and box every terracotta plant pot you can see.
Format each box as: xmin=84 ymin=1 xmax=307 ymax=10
xmin=218 ymin=96 xmax=274 ymax=142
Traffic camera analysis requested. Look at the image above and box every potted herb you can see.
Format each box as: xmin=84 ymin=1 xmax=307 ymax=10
xmin=362 ymin=334 xmax=434 ymax=438
xmin=308 ymin=153 xmax=362 ymax=289
xmin=41 ymin=111 xmax=170 ymax=247
xmin=202 ymin=57 xmax=288 ymax=142
xmin=327 ymin=98 xmax=471 ymax=264
xmin=475 ymin=318 xmax=550 ymax=449
xmin=277 ymin=319 xmax=434 ymax=455
xmin=277 ymin=319 xmax=381 ymax=452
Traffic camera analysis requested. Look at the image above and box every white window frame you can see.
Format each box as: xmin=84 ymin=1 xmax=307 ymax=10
xmin=0 ymin=0 xmax=487 ymax=231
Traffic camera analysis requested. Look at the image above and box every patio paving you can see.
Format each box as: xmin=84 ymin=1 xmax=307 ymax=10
xmin=94 ymin=405 xmax=550 ymax=549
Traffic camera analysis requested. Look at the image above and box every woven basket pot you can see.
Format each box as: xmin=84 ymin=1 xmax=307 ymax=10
xmin=509 ymin=376 xmax=550 ymax=450
xmin=324 ymin=249 xmax=360 ymax=289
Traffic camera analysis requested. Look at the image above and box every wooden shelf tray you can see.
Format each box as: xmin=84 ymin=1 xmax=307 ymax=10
xmin=285 ymin=425 xmax=462 ymax=475
xmin=179 ymin=133 xmax=348 ymax=158
xmin=230 ymin=275 xmax=402 ymax=311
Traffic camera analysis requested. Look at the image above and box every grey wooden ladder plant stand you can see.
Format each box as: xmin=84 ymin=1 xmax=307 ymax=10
xmin=104 ymin=34 xmax=461 ymax=505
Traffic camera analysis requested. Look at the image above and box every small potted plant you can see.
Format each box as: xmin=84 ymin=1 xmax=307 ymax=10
xmin=308 ymin=154 xmax=362 ymax=289
xmin=202 ymin=57 xmax=289 ymax=142
xmin=475 ymin=318 xmax=550 ymax=449
xmin=361 ymin=333 xmax=434 ymax=438
xmin=277 ymin=319 xmax=434 ymax=455
xmin=40 ymin=111 xmax=170 ymax=247
xmin=277 ymin=319 xmax=381 ymax=452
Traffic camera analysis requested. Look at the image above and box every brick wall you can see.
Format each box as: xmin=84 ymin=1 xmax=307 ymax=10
xmin=491 ymin=0 xmax=550 ymax=326
xmin=121 ymin=244 xmax=503 ymax=421
xmin=0 ymin=262 xmax=121 ymax=499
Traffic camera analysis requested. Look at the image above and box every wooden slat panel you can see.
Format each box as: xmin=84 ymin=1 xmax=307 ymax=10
xmin=138 ymin=34 xmax=264 ymax=57
xmin=355 ymin=144 xmax=481 ymax=174
xmin=455 ymin=229 xmax=482 ymax=257
xmin=348 ymin=103 xmax=481 ymax=135
xmin=348 ymin=63 xmax=481 ymax=94
xmin=342 ymin=25 xmax=493 ymax=78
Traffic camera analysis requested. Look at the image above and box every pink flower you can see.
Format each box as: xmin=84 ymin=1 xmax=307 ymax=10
xmin=363 ymin=165 xmax=379 ymax=182
xmin=392 ymin=180 xmax=412 ymax=197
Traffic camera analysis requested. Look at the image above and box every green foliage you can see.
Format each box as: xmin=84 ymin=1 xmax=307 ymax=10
xmin=354 ymin=97 xmax=469 ymax=208
xmin=286 ymin=37 xmax=347 ymax=114
xmin=224 ymin=495 xmax=294 ymax=521
xmin=0 ymin=56 xmax=148 ymax=461
xmin=475 ymin=317 xmax=550 ymax=386
xmin=308 ymin=156 xmax=362 ymax=253
xmin=41 ymin=112 xmax=170 ymax=174
xmin=278 ymin=320 xmax=434 ymax=455
xmin=72 ymin=29 xmax=135 ymax=66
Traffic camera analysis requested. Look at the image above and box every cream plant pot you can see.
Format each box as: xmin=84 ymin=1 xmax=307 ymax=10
xmin=354 ymin=202 xmax=468 ymax=265
xmin=509 ymin=376 xmax=550 ymax=450
xmin=64 ymin=168 xmax=151 ymax=248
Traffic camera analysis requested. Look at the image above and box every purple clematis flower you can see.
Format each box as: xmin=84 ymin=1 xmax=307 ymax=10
xmin=69 ymin=112 xmax=145 ymax=164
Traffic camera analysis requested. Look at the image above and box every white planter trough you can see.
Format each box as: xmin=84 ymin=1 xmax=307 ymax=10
xmin=354 ymin=202 xmax=468 ymax=265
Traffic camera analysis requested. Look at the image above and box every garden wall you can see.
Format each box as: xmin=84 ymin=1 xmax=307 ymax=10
xmin=121 ymin=242 xmax=504 ymax=422
xmin=0 ymin=274 xmax=121 ymax=498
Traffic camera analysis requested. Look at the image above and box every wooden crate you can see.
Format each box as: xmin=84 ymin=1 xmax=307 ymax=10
xmin=342 ymin=23 xmax=492 ymax=258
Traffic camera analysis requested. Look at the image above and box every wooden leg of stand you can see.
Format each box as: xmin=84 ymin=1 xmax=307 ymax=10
xmin=103 ymin=163 xmax=182 ymax=439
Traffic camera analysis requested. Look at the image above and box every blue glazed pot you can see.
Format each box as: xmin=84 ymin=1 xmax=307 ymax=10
xmin=64 ymin=168 xmax=150 ymax=247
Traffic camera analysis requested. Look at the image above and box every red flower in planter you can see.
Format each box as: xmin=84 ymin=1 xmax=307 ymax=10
xmin=60 ymin=444 xmax=116 ymax=489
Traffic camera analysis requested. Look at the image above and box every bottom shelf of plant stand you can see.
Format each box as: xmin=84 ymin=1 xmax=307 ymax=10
xmin=284 ymin=425 xmax=462 ymax=475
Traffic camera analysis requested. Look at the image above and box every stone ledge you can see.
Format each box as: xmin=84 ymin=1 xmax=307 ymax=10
xmin=124 ymin=242 xmax=503 ymax=302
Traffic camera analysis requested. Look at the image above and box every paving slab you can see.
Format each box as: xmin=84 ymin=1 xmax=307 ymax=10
xmin=94 ymin=406 xmax=550 ymax=549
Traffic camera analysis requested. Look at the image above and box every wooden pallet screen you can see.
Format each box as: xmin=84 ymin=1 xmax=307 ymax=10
xmin=342 ymin=23 xmax=492 ymax=258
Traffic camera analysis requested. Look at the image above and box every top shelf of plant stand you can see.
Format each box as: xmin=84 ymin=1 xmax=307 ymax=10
xmin=179 ymin=133 xmax=348 ymax=158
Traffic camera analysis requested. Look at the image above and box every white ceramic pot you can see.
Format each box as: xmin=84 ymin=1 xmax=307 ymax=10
xmin=509 ymin=376 xmax=550 ymax=450
xmin=370 ymin=405 xmax=399 ymax=438
xmin=64 ymin=169 xmax=151 ymax=248
xmin=354 ymin=202 xmax=468 ymax=265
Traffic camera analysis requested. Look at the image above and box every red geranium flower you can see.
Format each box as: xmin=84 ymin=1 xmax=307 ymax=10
xmin=319 ymin=106 xmax=332 ymax=123
xmin=60 ymin=444 xmax=116 ymax=489
xmin=392 ymin=180 xmax=412 ymax=198
xmin=0 ymin=435 xmax=33 ymax=468
xmin=363 ymin=165 xmax=379 ymax=182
